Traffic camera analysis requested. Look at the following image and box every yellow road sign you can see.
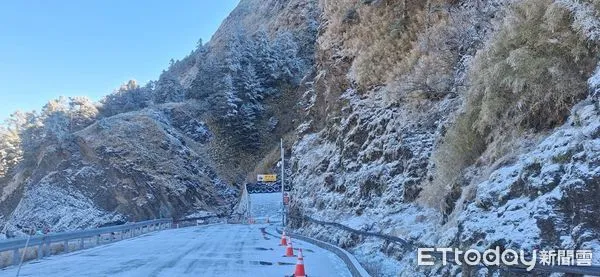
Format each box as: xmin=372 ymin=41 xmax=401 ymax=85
xmin=257 ymin=174 xmax=277 ymax=182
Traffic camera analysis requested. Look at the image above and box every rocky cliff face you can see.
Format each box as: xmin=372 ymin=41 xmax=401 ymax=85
xmin=290 ymin=93 xmax=600 ymax=275
xmin=288 ymin=0 xmax=600 ymax=276
xmin=1 ymin=103 xmax=237 ymax=232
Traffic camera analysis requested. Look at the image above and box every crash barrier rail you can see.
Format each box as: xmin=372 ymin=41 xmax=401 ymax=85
xmin=289 ymin=215 xmax=600 ymax=276
xmin=276 ymin=228 xmax=371 ymax=277
xmin=0 ymin=218 xmax=172 ymax=267
xmin=172 ymin=215 xmax=220 ymax=228
xmin=246 ymin=182 xmax=291 ymax=194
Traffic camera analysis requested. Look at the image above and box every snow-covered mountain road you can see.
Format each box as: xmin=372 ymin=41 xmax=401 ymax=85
xmin=0 ymin=223 xmax=352 ymax=277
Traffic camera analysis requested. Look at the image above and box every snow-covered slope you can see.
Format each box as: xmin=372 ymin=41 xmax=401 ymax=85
xmin=287 ymin=0 xmax=600 ymax=276
xmin=291 ymin=73 xmax=600 ymax=277
xmin=1 ymin=103 xmax=238 ymax=233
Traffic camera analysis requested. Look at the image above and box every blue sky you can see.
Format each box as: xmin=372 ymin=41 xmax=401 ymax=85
xmin=0 ymin=0 xmax=239 ymax=121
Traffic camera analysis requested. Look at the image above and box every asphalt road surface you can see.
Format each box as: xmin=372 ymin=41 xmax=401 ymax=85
xmin=0 ymin=224 xmax=352 ymax=277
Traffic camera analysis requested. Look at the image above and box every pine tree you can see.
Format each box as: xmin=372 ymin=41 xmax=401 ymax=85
xmin=0 ymin=125 xmax=22 ymax=178
xmin=271 ymin=32 xmax=304 ymax=84
xmin=40 ymin=97 xmax=71 ymax=143
xmin=153 ymin=74 xmax=185 ymax=104
xmin=68 ymin=96 xmax=99 ymax=130
xmin=100 ymin=80 xmax=151 ymax=117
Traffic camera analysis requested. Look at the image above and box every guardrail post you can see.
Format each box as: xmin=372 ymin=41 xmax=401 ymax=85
xmin=120 ymin=231 xmax=124 ymax=240
xmin=63 ymin=240 xmax=69 ymax=253
xmin=13 ymin=248 xmax=19 ymax=266
xmin=96 ymin=234 xmax=100 ymax=245
xmin=39 ymin=238 xmax=46 ymax=258
xmin=44 ymin=241 xmax=50 ymax=257
xmin=79 ymin=238 xmax=84 ymax=250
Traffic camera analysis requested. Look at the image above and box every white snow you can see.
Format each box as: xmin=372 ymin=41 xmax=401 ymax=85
xmin=556 ymin=0 xmax=600 ymax=41
xmin=249 ymin=193 xmax=283 ymax=222
xmin=7 ymin=182 xmax=124 ymax=233
xmin=0 ymin=224 xmax=352 ymax=277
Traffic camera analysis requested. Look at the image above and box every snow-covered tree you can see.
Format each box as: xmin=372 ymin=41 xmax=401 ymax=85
xmin=187 ymin=29 xmax=307 ymax=150
xmin=40 ymin=97 xmax=71 ymax=143
xmin=100 ymin=80 xmax=152 ymax=117
xmin=68 ymin=96 xmax=99 ymax=130
xmin=0 ymin=125 xmax=22 ymax=178
xmin=153 ymin=75 xmax=185 ymax=104
xmin=251 ymin=30 xmax=277 ymax=85
xmin=218 ymin=74 xmax=242 ymax=122
xmin=271 ymin=32 xmax=304 ymax=85
xmin=240 ymin=64 xmax=264 ymax=102
xmin=189 ymin=55 xmax=222 ymax=100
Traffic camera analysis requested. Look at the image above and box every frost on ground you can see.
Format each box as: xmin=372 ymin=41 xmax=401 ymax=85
xmin=445 ymin=98 xmax=600 ymax=274
xmin=290 ymin=68 xmax=600 ymax=275
xmin=0 ymin=224 xmax=352 ymax=277
xmin=250 ymin=192 xmax=283 ymax=221
xmin=9 ymin=183 xmax=124 ymax=233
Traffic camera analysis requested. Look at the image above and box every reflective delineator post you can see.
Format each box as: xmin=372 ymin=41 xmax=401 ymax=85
xmin=281 ymin=138 xmax=285 ymax=226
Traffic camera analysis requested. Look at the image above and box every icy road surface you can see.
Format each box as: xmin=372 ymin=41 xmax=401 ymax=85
xmin=250 ymin=192 xmax=283 ymax=221
xmin=0 ymin=224 xmax=352 ymax=277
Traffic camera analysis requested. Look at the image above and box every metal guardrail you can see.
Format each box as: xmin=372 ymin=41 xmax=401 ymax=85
xmin=246 ymin=182 xmax=291 ymax=194
xmin=290 ymin=215 xmax=600 ymax=276
xmin=0 ymin=218 xmax=172 ymax=267
xmin=290 ymin=215 xmax=411 ymax=247
xmin=172 ymin=216 xmax=221 ymax=228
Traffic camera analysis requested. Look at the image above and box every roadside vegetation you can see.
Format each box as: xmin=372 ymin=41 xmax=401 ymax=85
xmin=423 ymin=0 xmax=598 ymax=212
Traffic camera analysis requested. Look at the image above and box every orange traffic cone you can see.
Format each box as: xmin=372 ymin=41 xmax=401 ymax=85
xmin=280 ymin=231 xmax=287 ymax=246
xmin=285 ymin=239 xmax=295 ymax=257
xmin=293 ymin=249 xmax=306 ymax=277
